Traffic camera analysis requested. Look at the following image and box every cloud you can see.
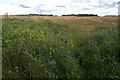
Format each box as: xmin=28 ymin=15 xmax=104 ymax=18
xmin=19 ymin=4 xmax=30 ymax=8
xmin=56 ymin=5 xmax=66 ymax=8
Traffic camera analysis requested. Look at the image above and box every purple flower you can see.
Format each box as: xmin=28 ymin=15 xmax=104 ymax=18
xmin=72 ymin=54 xmax=74 ymax=57
xmin=39 ymin=54 xmax=41 ymax=56
xmin=56 ymin=50 xmax=59 ymax=53
xmin=90 ymin=37 xmax=92 ymax=40
xmin=53 ymin=59 xmax=56 ymax=62
xmin=108 ymin=45 xmax=110 ymax=48
xmin=30 ymin=49 xmax=32 ymax=52
xmin=65 ymin=66 xmax=69 ymax=71
xmin=64 ymin=54 xmax=67 ymax=58
xmin=39 ymin=46 xmax=40 ymax=51
xmin=24 ymin=48 xmax=26 ymax=51
xmin=111 ymin=46 xmax=113 ymax=49
xmin=67 ymin=67 xmax=69 ymax=71
xmin=98 ymin=57 xmax=101 ymax=63
xmin=65 ymin=66 xmax=67 ymax=69
xmin=48 ymin=60 xmax=50 ymax=66
xmin=94 ymin=54 xmax=97 ymax=60
xmin=61 ymin=54 xmax=63 ymax=56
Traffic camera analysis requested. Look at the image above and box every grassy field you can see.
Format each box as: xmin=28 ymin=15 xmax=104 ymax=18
xmin=2 ymin=16 xmax=120 ymax=78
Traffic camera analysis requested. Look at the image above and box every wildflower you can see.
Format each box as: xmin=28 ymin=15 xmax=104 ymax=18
xmin=2 ymin=37 xmax=3 ymax=39
xmin=65 ymin=66 xmax=69 ymax=71
xmin=61 ymin=54 xmax=63 ymax=56
xmin=48 ymin=60 xmax=50 ymax=66
xmin=72 ymin=54 xmax=74 ymax=57
xmin=62 ymin=47 xmax=64 ymax=49
xmin=24 ymin=48 xmax=26 ymax=51
xmin=98 ymin=57 xmax=101 ymax=63
xmin=39 ymin=46 xmax=41 ymax=51
xmin=39 ymin=54 xmax=41 ymax=56
xmin=64 ymin=54 xmax=67 ymax=58
xmin=56 ymin=50 xmax=59 ymax=53
xmin=22 ymin=31 xmax=25 ymax=33
xmin=67 ymin=67 xmax=69 ymax=71
xmin=90 ymin=37 xmax=92 ymax=40
xmin=19 ymin=34 xmax=21 ymax=36
xmin=5 ymin=40 xmax=8 ymax=43
xmin=56 ymin=43 xmax=58 ymax=45
xmin=94 ymin=54 xmax=97 ymax=60
xmin=72 ymin=45 xmax=74 ymax=47
xmin=65 ymin=66 xmax=67 ymax=69
xmin=30 ymin=49 xmax=32 ymax=52
xmin=108 ymin=45 xmax=110 ymax=48
xmin=53 ymin=59 xmax=56 ymax=62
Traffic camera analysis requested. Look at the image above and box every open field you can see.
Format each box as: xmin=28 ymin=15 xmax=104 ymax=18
xmin=2 ymin=16 xmax=120 ymax=78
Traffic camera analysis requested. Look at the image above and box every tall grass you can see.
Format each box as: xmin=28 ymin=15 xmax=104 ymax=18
xmin=2 ymin=18 xmax=120 ymax=78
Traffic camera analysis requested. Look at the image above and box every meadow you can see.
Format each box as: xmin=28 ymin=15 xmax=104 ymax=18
xmin=2 ymin=16 xmax=120 ymax=78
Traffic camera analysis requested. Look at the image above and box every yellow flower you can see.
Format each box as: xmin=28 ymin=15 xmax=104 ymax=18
xmin=56 ymin=43 xmax=58 ymax=45
xmin=72 ymin=45 xmax=74 ymax=47
xmin=19 ymin=34 xmax=21 ymax=36
xmin=5 ymin=40 xmax=8 ymax=43
xmin=22 ymin=31 xmax=25 ymax=33
xmin=2 ymin=37 xmax=3 ymax=39
xmin=12 ymin=34 xmax=14 ymax=36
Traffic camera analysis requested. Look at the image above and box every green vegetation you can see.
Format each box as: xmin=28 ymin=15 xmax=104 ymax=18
xmin=2 ymin=18 xmax=120 ymax=78
xmin=62 ymin=14 xmax=98 ymax=17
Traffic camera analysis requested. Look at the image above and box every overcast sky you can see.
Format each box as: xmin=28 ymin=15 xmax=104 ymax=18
xmin=0 ymin=0 xmax=119 ymax=16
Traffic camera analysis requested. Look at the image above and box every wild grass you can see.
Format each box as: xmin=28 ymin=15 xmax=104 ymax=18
xmin=2 ymin=17 xmax=120 ymax=78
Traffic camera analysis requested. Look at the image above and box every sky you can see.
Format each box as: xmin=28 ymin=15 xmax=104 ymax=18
xmin=0 ymin=0 xmax=119 ymax=16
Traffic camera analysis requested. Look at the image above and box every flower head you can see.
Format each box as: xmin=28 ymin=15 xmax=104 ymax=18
xmin=64 ymin=54 xmax=67 ymax=58
xmin=65 ymin=66 xmax=67 ymax=69
xmin=94 ymin=54 xmax=97 ymax=60
xmin=30 ymin=49 xmax=32 ymax=52
xmin=48 ymin=60 xmax=50 ymax=66
xmin=39 ymin=46 xmax=41 ymax=51
xmin=24 ymin=48 xmax=26 ymax=51
xmin=98 ymin=57 xmax=101 ymax=63
xmin=56 ymin=50 xmax=59 ymax=53
xmin=67 ymin=67 xmax=69 ymax=71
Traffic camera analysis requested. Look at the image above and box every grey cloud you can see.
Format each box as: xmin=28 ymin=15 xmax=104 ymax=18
xmin=19 ymin=4 xmax=30 ymax=8
xmin=56 ymin=5 xmax=66 ymax=8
